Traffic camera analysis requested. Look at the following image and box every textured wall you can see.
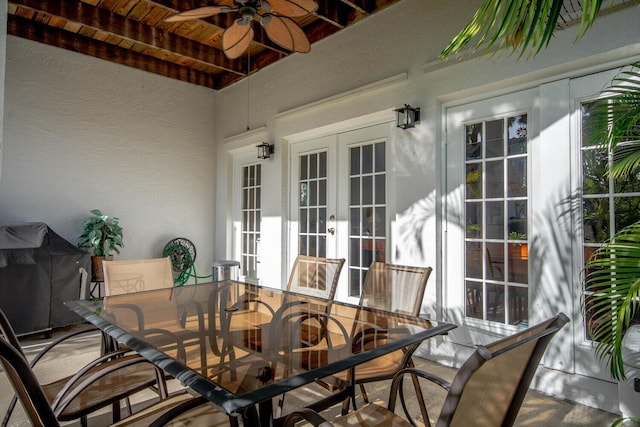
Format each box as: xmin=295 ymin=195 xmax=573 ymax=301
xmin=0 ymin=36 xmax=217 ymax=276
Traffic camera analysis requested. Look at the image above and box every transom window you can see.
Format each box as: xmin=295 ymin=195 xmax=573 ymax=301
xmin=464 ymin=113 xmax=529 ymax=326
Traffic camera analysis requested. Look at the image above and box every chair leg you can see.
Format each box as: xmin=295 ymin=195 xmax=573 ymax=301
xmin=359 ymin=383 xmax=370 ymax=403
xmin=1 ymin=395 xmax=17 ymax=427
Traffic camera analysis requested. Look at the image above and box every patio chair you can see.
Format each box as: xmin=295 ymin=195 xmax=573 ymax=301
xmin=340 ymin=262 xmax=432 ymax=411
xmin=102 ymin=257 xmax=207 ymax=372
xmin=284 ymin=313 xmax=570 ymax=427
xmin=0 ymin=308 xmax=169 ymax=426
xmin=242 ymin=255 xmax=345 ymax=351
xmin=0 ymin=332 xmax=237 ymax=427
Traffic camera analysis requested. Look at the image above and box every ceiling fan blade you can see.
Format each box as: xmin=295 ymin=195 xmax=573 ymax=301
xmin=265 ymin=0 xmax=318 ymax=17
xmin=164 ymin=6 xmax=232 ymax=22
xmin=223 ymin=20 xmax=255 ymax=59
xmin=261 ymin=15 xmax=310 ymax=53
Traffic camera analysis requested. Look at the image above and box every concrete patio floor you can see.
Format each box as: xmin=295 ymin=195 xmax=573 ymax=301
xmin=0 ymin=324 xmax=627 ymax=426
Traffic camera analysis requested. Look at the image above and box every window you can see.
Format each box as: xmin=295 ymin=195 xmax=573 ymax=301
xmin=298 ymin=151 xmax=328 ymax=257
xmin=241 ymin=164 xmax=261 ymax=280
xmin=581 ymin=100 xmax=640 ymax=338
xmin=348 ymin=141 xmax=386 ymax=298
xmin=464 ymin=114 xmax=529 ymax=326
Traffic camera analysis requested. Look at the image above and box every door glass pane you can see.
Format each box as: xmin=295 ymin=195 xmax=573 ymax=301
xmin=298 ymin=151 xmax=328 ymax=257
xmin=464 ymin=114 xmax=529 ymax=326
xmin=486 ymin=120 xmax=504 ymax=158
xmin=580 ymin=100 xmax=640 ymax=340
xmin=241 ymin=164 xmax=261 ymax=280
xmin=348 ymin=140 xmax=386 ymax=298
xmin=466 ymin=123 xmax=483 ymax=160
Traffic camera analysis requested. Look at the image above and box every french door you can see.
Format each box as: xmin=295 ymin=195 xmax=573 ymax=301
xmin=289 ymin=123 xmax=392 ymax=302
xmin=445 ymin=89 xmax=536 ymax=343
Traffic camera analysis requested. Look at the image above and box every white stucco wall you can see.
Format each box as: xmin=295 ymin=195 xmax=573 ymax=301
xmin=0 ymin=36 xmax=217 ymax=277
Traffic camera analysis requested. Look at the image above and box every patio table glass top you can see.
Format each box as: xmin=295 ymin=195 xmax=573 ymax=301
xmin=66 ymin=280 xmax=456 ymax=422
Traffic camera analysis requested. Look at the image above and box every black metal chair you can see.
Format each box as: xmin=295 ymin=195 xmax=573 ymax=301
xmin=284 ymin=313 xmax=569 ymax=427
xmin=0 ymin=308 xmax=170 ymax=426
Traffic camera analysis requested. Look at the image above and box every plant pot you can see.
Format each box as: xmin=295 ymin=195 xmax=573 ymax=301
xmin=90 ymin=255 xmax=112 ymax=282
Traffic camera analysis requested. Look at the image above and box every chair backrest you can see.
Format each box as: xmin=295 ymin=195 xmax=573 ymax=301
xmin=359 ymin=262 xmax=432 ymax=316
xmin=0 ymin=309 xmax=61 ymax=427
xmin=103 ymin=257 xmax=174 ymax=296
xmin=0 ymin=337 xmax=61 ymax=427
xmin=437 ymin=313 xmax=570 ymax=427
xmin=287 ymin=255 xmax=345 ymax=300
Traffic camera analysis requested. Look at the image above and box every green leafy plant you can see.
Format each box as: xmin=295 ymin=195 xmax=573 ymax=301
xmin=77 ymin=209 xmax=124 ymax=257
xmin=583 ymin=63 xmax=640 ymax=381
xmin=440 ymin=0 xmax=605 ymax=59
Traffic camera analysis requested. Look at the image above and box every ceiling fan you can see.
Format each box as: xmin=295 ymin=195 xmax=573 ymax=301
xmin=165 ymin=0 xmax=318 ymax=59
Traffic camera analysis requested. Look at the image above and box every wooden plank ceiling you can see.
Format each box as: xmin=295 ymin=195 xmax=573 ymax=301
xmin=8 ymin=0 xmax=404 ymax=90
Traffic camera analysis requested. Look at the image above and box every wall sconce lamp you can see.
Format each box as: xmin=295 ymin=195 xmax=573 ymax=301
xmin=257 ymin=142 xmax=275 ymax=159
xmin=395 ymin=104 xmax=420 ymax=129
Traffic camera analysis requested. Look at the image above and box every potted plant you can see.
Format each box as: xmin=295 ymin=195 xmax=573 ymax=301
xmin=77 ymin=209 xmax=124 ymax=282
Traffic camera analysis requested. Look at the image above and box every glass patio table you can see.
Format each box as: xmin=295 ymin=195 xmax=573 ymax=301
xmin=66 ymin=280 xmax=456 ymax=426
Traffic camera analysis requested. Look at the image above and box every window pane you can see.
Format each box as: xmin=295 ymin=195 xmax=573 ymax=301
xmin=375 ymin=175 xmax=385 ymax=204
xmin=466 ymin=241 xmax=482 ymax=279
xmin=362 ymin=176 xmax=373 ymax=205
xmin=507 ymin=157 xmax=527 ymax=197
xmin=582 ymin=149 xmax=608 ymax=194
xmin=363 ymin=145 xmax=373 ymax=173
xmin=466 ymin=163 xmax=482 ymax=199
xmin=466 ymin=123 xmax=482 ymax=160
xmin=466 ymin=281 xmax=483 ymax=319
xmin=375 ymin=142 xmax=385 ymax=172
xmin=486 ymin=160 xmax=504 ymax=198
xmin=507 ymin=114 xmax=527 ymax=155
xmin=319 ymin=151 xmax=327 ymax=178
xmin=466 ymin=202 xmax=482 ymax=238
xmin=310 ymin=153 xmax=318 ymax=178
xmin=486 ymin=283 xmax=505 ymax=323
xmin=583 ymin=197 xmax=609 ymax=243
xmin=615 ymin=197 xmax=640 ymax=230
xmin=300 ymin=156 xmax=308 ymax=180
xmin=350 ymin=177 xmax=360 ymax=205
xmin=486 ymin=201 xmax=504 ymax=239
xmin=486 ymin=120 xmax=504 ymax=158
xmin=351 ymin=147 xmax=360 ymax=174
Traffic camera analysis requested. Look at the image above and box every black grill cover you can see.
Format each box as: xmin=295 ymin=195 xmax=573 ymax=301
xmin=0 ymin=222 xmax=91 ymax=335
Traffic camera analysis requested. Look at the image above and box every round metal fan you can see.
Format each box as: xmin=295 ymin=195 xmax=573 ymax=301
xmin=164 ymin=0 xmax=317 ymax=59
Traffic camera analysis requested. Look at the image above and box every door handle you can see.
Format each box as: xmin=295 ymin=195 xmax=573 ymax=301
xmin=327 ymin=227 xmax=335 ymax=235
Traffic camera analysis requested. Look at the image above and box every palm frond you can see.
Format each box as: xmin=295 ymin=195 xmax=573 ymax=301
xmin=583 ymin=63 xmax=640 ymax=180
xmin=440 ymin=0 xmax=603 ymax=59
xmin=584 ymin=222 xmax=640 ymax=380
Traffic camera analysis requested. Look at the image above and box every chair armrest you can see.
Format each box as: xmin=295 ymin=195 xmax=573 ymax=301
xmin=391 ymin=366 xmax=451 ymax=392
xmin=283 ymin=408 xmax=334 ymax=427
xmin=30 ymin=326 xmax=105 ymax=368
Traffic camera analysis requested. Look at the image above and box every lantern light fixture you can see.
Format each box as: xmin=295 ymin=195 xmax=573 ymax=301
xmin=395 ymin=104 xmax=420 ymax=129
xmin=257 ymin=142 xmax=275 ymax=159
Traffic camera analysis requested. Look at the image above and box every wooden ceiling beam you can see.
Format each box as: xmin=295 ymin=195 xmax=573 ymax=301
xmin=8 ymin=14 xmax=221 ymax=89
xmin=10 ymin=0 xmax=246 ymax=75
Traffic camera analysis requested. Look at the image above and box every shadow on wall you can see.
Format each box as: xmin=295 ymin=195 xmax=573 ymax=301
xmin=395 ymin=191 xmax=438 ymax=264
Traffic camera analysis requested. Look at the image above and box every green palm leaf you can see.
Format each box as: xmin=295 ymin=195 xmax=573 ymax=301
xmin=584 ymin=222 xmax=640 ymax=380
xmin=440 ymin=0 xmax=604 ymax=59
xmin=583 ymin=63 xmax=640 ymax=180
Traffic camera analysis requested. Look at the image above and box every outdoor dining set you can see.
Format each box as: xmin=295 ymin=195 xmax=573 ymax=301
xmin=0 ymin=255 xmax=568 ymax=427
